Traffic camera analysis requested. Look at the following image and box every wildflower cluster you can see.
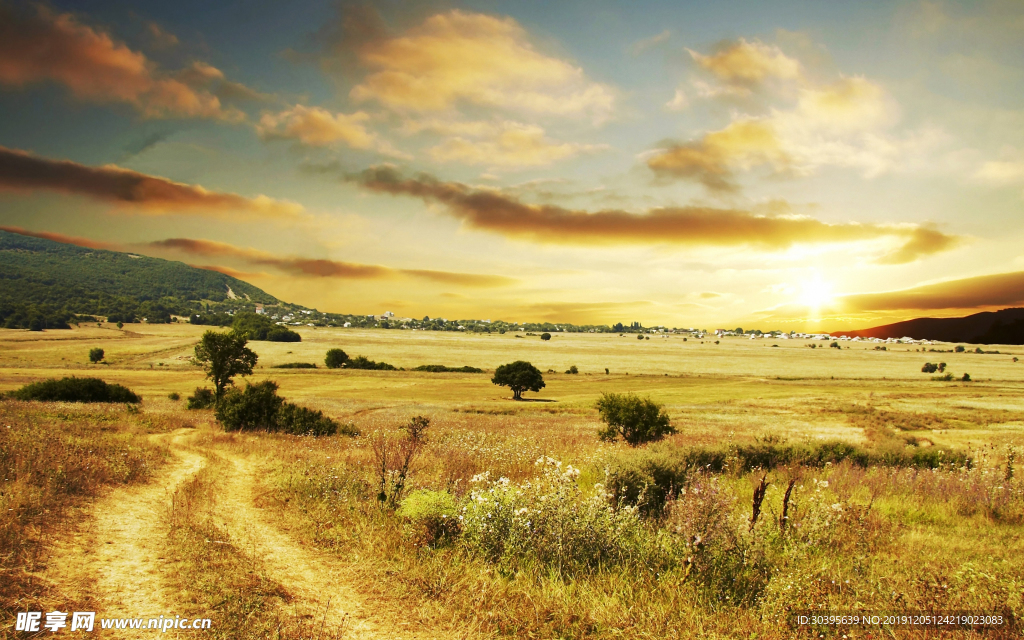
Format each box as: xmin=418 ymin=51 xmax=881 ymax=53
xmin=458 ymin=457 xmax=649 ymax=575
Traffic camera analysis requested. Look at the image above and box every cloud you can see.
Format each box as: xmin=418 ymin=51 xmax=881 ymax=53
xmin=874 ymin=226 xmax=962 ymax=265
xmin=649 ymin=76 xmax=908 ymax=190
xmin=665 ymin=88 xmax=688 ymax=111
xmin=630 ymin=30 xmax=671 ymax=56
xmin=145 ymin=21 xmax=179 ymax=49
xmin=346 ymin=166 xmax=959 ymax=261
xmin=839 ymin=271 xmax=1024 ymax=312
xmin=688 ymin=38 xmax=801 ymax=85
xmin=258 ymin=105 xmax=377 ymax=149
xmin=0 ymin=4 xmax=244 ymax=120
xmin=0 ymin=225 xmax=119 ymax=250
xmin=648 ymin=119 xmax=788 ymax=191
xmin=0 ymin=146 xmax=304 ymax=219
xmin=348 ymin=10 xmax=615 ymax=122
xmin=190 ymin=264 xmax=267 ymax=279
xmin=426 ymin=122 xmax=605 ymax=168
xmin=149 ymin=237 xmax=516 ymax=287
xmin=973 ymin=160 xmax=1024 ymax=185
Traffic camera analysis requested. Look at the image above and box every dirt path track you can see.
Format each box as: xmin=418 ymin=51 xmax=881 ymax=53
xmin=45 ymin=426 xmax=453 ymax=639
xmin=45 ymin=428 xmax=205 ymax=637
xmin=214 ymin=450 xmax=436 ymax=640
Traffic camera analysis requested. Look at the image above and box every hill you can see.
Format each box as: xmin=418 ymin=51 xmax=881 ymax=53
xmin=0 ymin=229 xmax=278 ymax=329
xmin=839 ymin=308 xmax=1024 ymax=344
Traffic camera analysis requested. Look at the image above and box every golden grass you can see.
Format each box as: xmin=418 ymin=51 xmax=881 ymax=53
xmin=1 ymin=324 xmax=1023 ymax=638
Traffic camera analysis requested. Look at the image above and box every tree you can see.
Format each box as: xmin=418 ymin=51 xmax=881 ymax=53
xmin=216 ymin=380 xmax=284 ymax=431
xmin=194 ymin=330 xmax=257 ymax=399
xmin=565 ymin=365 xmax=579 ymax=374
xmin=540 ymin=332 xmax=551 ymax=341
xmin=325 ymin=348 xmax=349 ymax=369
xmin=89 ymin=347 xmax=104 ymax=363
xmin=595 ymin=392 xmax=675 ymax=446
xmin=491 ymin=360 xmax=545 ymax=400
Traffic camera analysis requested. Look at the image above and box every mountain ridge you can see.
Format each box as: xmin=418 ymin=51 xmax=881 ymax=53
xmin=0 ymin=229 xmax=279 ymax=328
xmin=838 ymin=308 xmax=1024 ymax=344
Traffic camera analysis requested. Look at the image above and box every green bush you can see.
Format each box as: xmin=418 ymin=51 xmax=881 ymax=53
xmin=412 ymin=364 xmax=484 ymax=373
xmin=88 ymin=347 xmax=104 ymax=363
xmin=216 ymin=381 xmax=284 ymax=431
xmin=540 ymin=332 xmax=551 ymax=340
xmin=596 ymin=392 xmax=675 ymax=446
xmin=231 ymin=312 xmax=301 ymax=342
xmin=922 ymin=362 xmax=938 ymax=373
xmin=565 ymin=365 xmax=579 ymax=374
xmin=8 ymin=377 xmax=140 ymax=403
xmin=168 ymin=392 xmax=181 ymax=401
xmin=186 ymin=387 xmax=216 ymax=409
xmin=345 ymin=355 xmax=397 ymax=370
xmin=271 ymin=362 xmax=317 ymax=369
xmin=398 ymin=490 xmax=461 ymax=547
xmin=324 ymin=348 xmax=349 ymax=369
xmin=276 ymin=403 xmax=340 ymax=436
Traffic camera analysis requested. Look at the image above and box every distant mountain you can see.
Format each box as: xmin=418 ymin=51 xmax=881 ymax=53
xmin=839 ymin=308 xmax=1024 ymax=345
xmin=0 ymin=229 xmax=278 ymax=329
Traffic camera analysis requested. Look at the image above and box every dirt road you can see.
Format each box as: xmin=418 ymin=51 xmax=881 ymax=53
xmin=43 ymin=426 xmax=447 ymax=639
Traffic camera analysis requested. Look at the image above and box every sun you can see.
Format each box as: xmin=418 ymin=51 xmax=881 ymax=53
xmin=798 ymin=276 xmax=835 ymax=314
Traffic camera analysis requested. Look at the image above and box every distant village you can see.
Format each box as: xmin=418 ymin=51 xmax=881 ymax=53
xmin=193 ymin=302 xmax=935 ymax=344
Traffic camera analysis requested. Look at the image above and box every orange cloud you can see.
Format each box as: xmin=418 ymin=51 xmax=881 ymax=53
xmin=648 ymin=119 xmax=788 ymax=191
xmin=839 ymin=271 xmax=1024 ymax=312
xmin=0 ymin=225 xmax=119 ymax=250
xmin=348 ymin=166 xmax=957 ymax=262
xmin=257 ymin=105 xmax=377 ymax=148
xmin=427 ymin=122 xmax=605 ymax=168
xmin=149 ymin=238 xmax=515 ymax=287
xmin=0 ymin=146 xmax=304 ymax=219
xmin=688 ymin=38 xmax=801 ymax=85
xmin=0 ymin=4 xmax=243 ymax=120
xmin=349 ymin=10 xmax=614 ymax=121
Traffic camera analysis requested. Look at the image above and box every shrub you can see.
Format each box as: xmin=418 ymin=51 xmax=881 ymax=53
xmin=88 ymin=347 xmax=104 ymax=363
xmin=461 ymin=458 xmax=648 ymax=575
xmin=565 ymin=365 xmax=579 ymax=374
xmin=215 ymin=381 xmax=283 ymax=431
xmin=637 ymin=334 xmax=644 ymax=340
xmin=267 ymin=327 xmax=301 ymax=342
xmin=540 ymin=332 xmax=551 ymax=341
xmin=8 ymin=377 xmax=140 ymax=403
xmin=168 ymin=392 xmax=181 ymax=401
xmin=272 ymin=362 xmax=317 ymax=369
xmin=962 ymin=372 xmax=971 ymax=382
xmin=491 ymin=360 xmax=545 ymax=400
xmin=324 ymin=348 xmax=349 ymax=369
xmin=346 ymin=355 xmax=397 ymax=370
xmin=955 ymin=345 xmax=965 ymax=352
xmin=187 ymin=387 xmax=216 ymax=409
xmin=277 ymin=402 xmax=340 ymax=436
xmin=922 ymin=362 xmax=938 ymax=373
xmin=398 ymin=490 xmax=461 ymax=547
xmin=412 ymin=364 xmax=484 ymax=373
xmin=596 ymin=392 xmax=675 ymax=446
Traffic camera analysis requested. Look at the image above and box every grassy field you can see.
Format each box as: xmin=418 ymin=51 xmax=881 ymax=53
xmin=1 ymin=323 xmax=1023 ymax=638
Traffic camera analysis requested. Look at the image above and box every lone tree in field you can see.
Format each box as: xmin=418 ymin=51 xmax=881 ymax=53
xmin=194 ymin=330 xmax=258 ymax=400
xmin=540 ymin=332 xmax=552 ymax=341
xmin=595 ymin=392 xmax=675 ymax=446
xmin=88 ymin=348 xmax=104 ymax=363
xmin=325 ymin=348 xmax=349 ymax=369
xmin=491 ymin=360 xmax=545 ymax=400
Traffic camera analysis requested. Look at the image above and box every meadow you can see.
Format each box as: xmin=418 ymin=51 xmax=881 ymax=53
xmin=1 ymin=322 xmax=1022 ymax=638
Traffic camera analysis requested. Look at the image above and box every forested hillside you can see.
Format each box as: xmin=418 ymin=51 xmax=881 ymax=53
xmin=0 ymin=230 xmax=278 ymax=329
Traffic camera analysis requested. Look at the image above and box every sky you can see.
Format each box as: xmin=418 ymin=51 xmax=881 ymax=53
xmin=1 ymin=0 xmax=1023 ymax=330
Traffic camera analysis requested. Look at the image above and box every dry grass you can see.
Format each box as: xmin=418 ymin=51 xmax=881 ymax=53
xmin=1 ymin=325 xmax=1023 ymax=638
xmin=0 ymin=400 xmax=174 ymax=621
